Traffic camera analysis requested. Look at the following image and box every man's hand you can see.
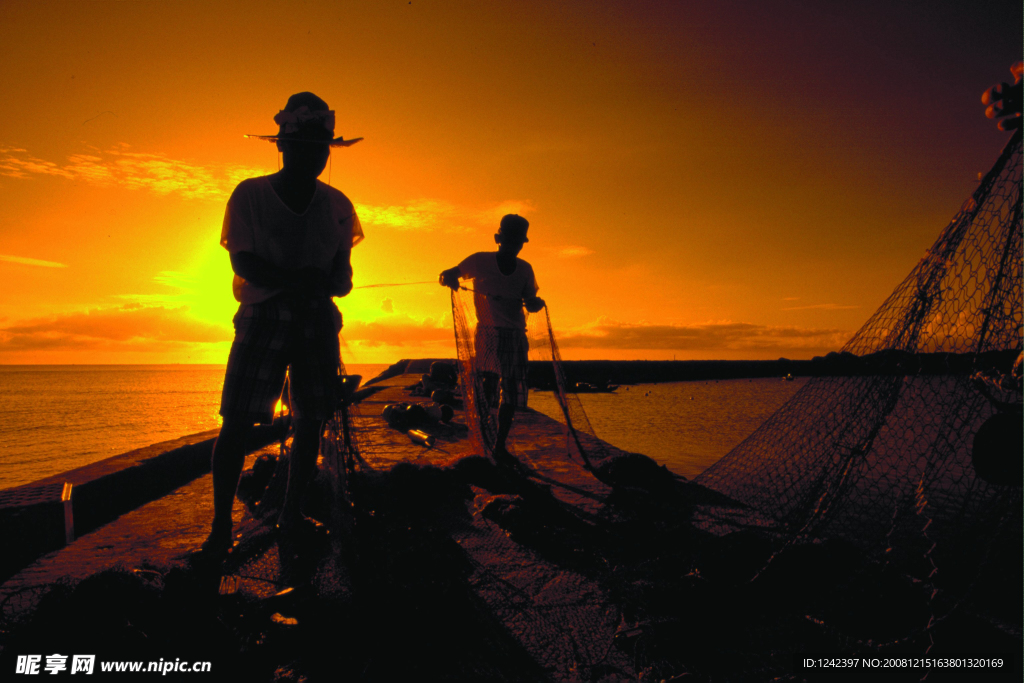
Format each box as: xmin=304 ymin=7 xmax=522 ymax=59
xmin=982 ymin=61 xmax=1023 ymax=132
xmin=439 ymin=267 xmax=461 ymax=291
xmin=524 ymin=296 xmax=546 ymax=313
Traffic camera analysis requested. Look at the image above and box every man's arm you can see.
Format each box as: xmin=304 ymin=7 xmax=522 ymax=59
xmin=230 ymin=252 xmax=327 ymax=297
xmin=327 ymin=209 xmax=359 ymax=297
xmin=327 ymin=244 xmax=354 ymax=297
xmin=439 ymin=266 xmax=462 ymax=291
xmin=523 ymin=265 xmax=544 ymax=312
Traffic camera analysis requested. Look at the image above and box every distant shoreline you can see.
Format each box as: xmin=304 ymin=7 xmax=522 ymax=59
xmin=370 ymin=358 xmax=814 ymax=388
xmin=5 ymin=348 xmax=1013 ymax=386
xmin=534 ymin=349 xmax=1018 ymax=386
xmin=375 ymin=349 xmax=1019 ymax=389
xmin=529 ymin=359 xmax=812 ymax=387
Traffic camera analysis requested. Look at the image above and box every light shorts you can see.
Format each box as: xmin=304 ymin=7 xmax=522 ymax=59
xmin=220 ymin=293 xmax=342 ymax=424
xmin=474 ymin=326 xmax=529 ymax=409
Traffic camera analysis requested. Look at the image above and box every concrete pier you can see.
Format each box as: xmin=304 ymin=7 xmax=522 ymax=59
xmin=0 ymin=362 xmax=749 ymax=681
xmin=0 ymin=422 xmax=286 ymax=585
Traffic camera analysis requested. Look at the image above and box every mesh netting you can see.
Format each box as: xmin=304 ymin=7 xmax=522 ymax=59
xmin=449 ymin=287 xmax=524 ymax=457
xmin=10 ymin=126 xmax=1016 ymax=676
xmin=695 ymin=131 xmax=1022 ymax=636
xmin=451 ymin=282 xmax=615 ymax=475
xmin=228 ymin=352 xmax=632 ymax=680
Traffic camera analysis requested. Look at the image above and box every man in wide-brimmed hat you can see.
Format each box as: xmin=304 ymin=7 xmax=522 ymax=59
xmin=203 ymin=92 xmax=363 ymax=556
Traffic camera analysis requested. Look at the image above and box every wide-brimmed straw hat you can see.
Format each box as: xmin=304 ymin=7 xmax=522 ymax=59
xmin=245 ymin=92 xmax=363 ymax=147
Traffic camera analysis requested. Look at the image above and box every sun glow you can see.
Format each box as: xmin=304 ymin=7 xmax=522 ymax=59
xmin=0 ymin=2 xmax=1016 ymax=364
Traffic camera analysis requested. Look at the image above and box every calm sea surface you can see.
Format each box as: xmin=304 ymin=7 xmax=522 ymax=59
xmin=0 ymin=364 xmax=389 ymax=490
xmin=528 ymin=378 xmax=807 ymax=480
xmin=0 ymin=365 xmax=806 ymax=490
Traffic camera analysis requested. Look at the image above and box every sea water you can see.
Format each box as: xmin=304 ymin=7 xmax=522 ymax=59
xmin=0 ymin=364 xmax=389 ymax=490
xmin=0 ymin=365 xmax=806 ymax=490
xmin=528 ymin=378 xmax=807 ymax=480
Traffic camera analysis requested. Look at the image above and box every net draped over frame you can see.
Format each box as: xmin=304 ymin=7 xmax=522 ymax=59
xmin=696 ymin=131 xmax=1021 ymax=541
xmin=693 ymin=132 xmax=1022 ymax=640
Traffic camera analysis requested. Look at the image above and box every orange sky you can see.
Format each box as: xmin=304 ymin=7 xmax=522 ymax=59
xmin=0 ymin=0 xmax=1020 ymax=364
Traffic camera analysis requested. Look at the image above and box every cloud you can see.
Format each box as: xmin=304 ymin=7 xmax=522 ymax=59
xmin=781 ymin=303 xmax=860 ymax=311
xmin=1 ymin=146 xmax=534 ymax=232
xmin=150 ymin=270 xmax=196 ymax=293
xmin=0 ymin=145 xmax=265 ymax=200
xmin=552 ymin=319 xmax=850 ymax=353
xmin=0 ymin=254 xmax=67 ymax=268
xmin=341 ymin=313 xmax=452 ymax=348
xmin=356 ymin=199 xmax=535 ymax=233
xmin=0 ymin=303 xmax=458 ymax=363
xmin=553 ymin=246 xmax=594 ymax=258
xmin=356 ymin=200 xmax=459 ymax=231
xmin=338 ymin=314 xmax=848 ymax=356
xmin=0 ymin=300 xmax=850 ymax=362
xmin=0 ymin=304 xmax=231 ymax=352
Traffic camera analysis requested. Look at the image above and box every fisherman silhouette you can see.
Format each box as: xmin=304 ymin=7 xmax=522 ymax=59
xmin=440 ymin=215 xmax=545 ymax=468
xmin=201 ymin=92 xmax=363 ymax=556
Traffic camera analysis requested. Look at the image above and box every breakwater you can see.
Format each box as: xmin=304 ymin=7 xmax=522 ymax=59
xmin=0 ymin=420 xmax=287 ymax=585
xmin=528 ymin=350 xmax=1020 ymax=387
xmin=372 ymin=358 xmax=812 ymax=389
xmin=527 ymin=359 xmax=810 ymax=387
xmin=377 ymin=350 xmax=1021 ymax=390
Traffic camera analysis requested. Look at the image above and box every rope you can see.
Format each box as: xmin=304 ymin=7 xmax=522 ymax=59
xmin=353 ymin=280 xmax=436 ymax=289
xmin=351 ymin=280 xmax=493 ymax=295
xmin=352 ymin=281 xmax=498 ymax=300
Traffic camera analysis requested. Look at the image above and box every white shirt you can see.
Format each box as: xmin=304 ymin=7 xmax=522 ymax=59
xmin=220 ymin=176 xmax=364 ymax=304
xmin=457 ymin=252 xmax=539 ymax=330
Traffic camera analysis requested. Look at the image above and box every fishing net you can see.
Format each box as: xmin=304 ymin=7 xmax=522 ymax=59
xmin=13 ymin=123 xmax=1015 ymax=677
xmin=451 ymin=283 xmax=615 ymax=475
xmin=258 ymin=358 xmax=634 ymax=680
xmin=449 ymin=291 xmax=527 ymax=457
xmin=695 ymin=131 xmax=1022 ymax=644
xmin=229 ymin=361 xmax=358 ymax=571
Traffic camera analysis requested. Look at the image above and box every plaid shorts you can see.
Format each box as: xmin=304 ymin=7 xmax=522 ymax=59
xmin=474 ymin=326 xmax=529 ymax=408
xmin=220 ymin=293 xmax=342 ymax=424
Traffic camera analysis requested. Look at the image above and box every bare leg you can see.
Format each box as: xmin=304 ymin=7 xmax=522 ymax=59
xmin=208 ymin=418 xmax=253 ymax=548
xmin=278 ymin=417 xmax=323 ymax=530
xmin=493 ymin=375 xmax=517 ymax=457
xmin=494 ymin=404 xmax=515 ymax=454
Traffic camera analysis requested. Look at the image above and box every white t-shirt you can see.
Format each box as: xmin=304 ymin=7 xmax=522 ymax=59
xmin=457 ymin=252 xmax=539 ymax=330
xmin=220 ymin=176 xmax=364 ymax=304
